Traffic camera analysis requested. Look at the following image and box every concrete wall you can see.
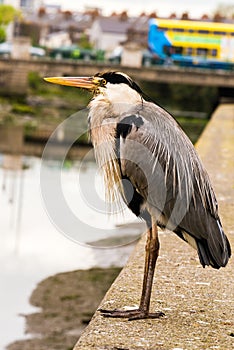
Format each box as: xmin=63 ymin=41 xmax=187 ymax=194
xmin=11 ymin=37 xmax=31 ymax=60
xmin=121 ymin=43 xmax=143 ymax=68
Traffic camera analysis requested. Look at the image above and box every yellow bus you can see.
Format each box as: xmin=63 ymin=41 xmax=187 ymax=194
xmin=148 ymin=18 xmax=234 ymax=69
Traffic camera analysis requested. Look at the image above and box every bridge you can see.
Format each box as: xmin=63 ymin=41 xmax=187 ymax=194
xmin=0 ymin=57 xmax=234 ymax=94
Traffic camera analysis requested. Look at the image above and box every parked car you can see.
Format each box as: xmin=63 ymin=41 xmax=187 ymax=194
xmin=141 ymin=49 xmax=164 ymax=66
xmin=0 ymin=42 xmax=45 ymax=58
xmin=108 ymin=46 xmax=122 ymax=64
xmin=29 ymin=46 xmax=46 ymax=57
xmin=49 ymin=44 xmax=97 ymax=61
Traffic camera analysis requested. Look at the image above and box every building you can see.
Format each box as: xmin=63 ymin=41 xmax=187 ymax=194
xmin=0 ymin=0 xmax=43 ymax=40
xmin=0 ymin=0 xmax=42 ymax=11
xmin=0 ymin=0 xmax=20 ymax=6
xmin=20 ymin=0 xmax=43 ymax=12
xmin=39 ymin=30 xmax=71 ymax=48
xmin=89 ymin=15 xmax=133 ymax=53
xmin=18 ymin=8 xmax=93 ymax=46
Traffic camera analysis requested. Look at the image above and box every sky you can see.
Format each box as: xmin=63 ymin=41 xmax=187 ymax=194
xmin=44 ymin=0 xmax=234 ymax=18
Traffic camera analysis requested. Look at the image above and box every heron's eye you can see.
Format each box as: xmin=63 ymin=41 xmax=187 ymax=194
xmin=101 ymin=79 xmax=107 ymax=86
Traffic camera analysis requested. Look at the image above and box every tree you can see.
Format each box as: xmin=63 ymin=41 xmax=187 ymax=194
xmin=0 ymin=4 xmax=20 ymax=42
xmin=213 ymin=4 xmax=234 ymax=19
xmin=181 ymin=12 xmax=189 ymax=20
xmin=149 ymin=12 xmax=157 ymax=19
xmin=169 ymin=13 xmax=177 ymax=19
xmin=79 ymin=33 xmax=93 ymax=49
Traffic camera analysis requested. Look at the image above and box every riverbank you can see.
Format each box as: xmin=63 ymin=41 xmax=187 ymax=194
xmin=7 ymin=267 xmax=121 ymax=350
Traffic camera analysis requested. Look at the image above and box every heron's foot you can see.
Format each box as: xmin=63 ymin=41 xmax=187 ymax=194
xmin=98 ymin=308 xmax=165 ymax=320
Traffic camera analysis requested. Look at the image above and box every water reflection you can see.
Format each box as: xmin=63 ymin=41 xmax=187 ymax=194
xmin=0 ymin=125 xmax=144 ymax=349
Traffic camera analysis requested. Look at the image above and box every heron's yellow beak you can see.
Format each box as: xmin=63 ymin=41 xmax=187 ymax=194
xmin=44 ymin=76 xmax=97 ymax=90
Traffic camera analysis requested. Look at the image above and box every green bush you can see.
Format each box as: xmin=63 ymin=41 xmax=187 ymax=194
xmin=0 ymin=27 xmax=6 ymax=42
xmin=2 ymin=114 xmax=16 ymax=125
xmin=12 ymin=103 xmax=35 ymax=115
xmin=24 ymin=120 xmax=38 ymax=136
xmin=28 ymin=71 xmax=41 ymax=90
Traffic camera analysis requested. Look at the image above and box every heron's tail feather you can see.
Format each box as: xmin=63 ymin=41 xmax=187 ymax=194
xmin=196 ymin=220 xmax=231 ymax=269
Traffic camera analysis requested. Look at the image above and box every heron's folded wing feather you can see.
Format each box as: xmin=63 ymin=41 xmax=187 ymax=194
xmin=117 ymin=103 xmax=218 ymax=239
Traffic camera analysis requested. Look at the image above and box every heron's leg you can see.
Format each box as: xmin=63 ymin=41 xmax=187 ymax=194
xmin=99 ymin=220 xmax=164 ymax=320
xmin=139 ymin=221 xmax=160 ymax=313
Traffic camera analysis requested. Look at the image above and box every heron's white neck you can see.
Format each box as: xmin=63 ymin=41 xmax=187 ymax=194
xmin=88 ymin=83 xmax=140 ymax=208
xmin=89 ymin=82 xmax=142 ymax=117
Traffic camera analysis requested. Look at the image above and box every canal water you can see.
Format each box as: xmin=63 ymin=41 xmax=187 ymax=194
xmin=0 ymin=115 xmax=207 ymax=349
xmin=0 ymin=154 xmax=143 ymax=349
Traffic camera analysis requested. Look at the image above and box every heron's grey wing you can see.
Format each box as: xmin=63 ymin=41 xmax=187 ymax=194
xmin=116 ymin=103 xmax=217 ymax=228
xmin=116 ymin=102 xmax=230 ymax=268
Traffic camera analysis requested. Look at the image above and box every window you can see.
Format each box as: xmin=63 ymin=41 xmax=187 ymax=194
xmin=198 ymin=30 xmax=209 ymax=34
xmin=196 ymin=48 xmax=208 ymax=56
xmin=20 ymin=0 xmax=27 ymax=6
xmin=163 ymin=45 xmax=173 ymax=55
xmin=186 ymin=47 xmax=193 ymax=55
xmin=164 ymin=45 xmax=184 ymax=55
xmin=172 ymin=28 xmax=184 ymax=32
xmin=213 ymin=31 xmax=226 ymax=36
xmin=210 ymin=49 xmax=217 ymax=57
xmin=172 ymin=46 xmax=183 ymax=54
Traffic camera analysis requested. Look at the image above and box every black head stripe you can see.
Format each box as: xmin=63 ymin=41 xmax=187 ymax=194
xmin=95 ymin=71 xmax=143 ymax=95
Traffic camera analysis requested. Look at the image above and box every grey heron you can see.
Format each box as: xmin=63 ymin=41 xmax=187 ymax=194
xmin=45 ymin=71 xmax=231 ymax=320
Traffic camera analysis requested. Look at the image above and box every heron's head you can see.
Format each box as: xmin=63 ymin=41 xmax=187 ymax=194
xmin=44 ymin=71 xmax=143 ymax=106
